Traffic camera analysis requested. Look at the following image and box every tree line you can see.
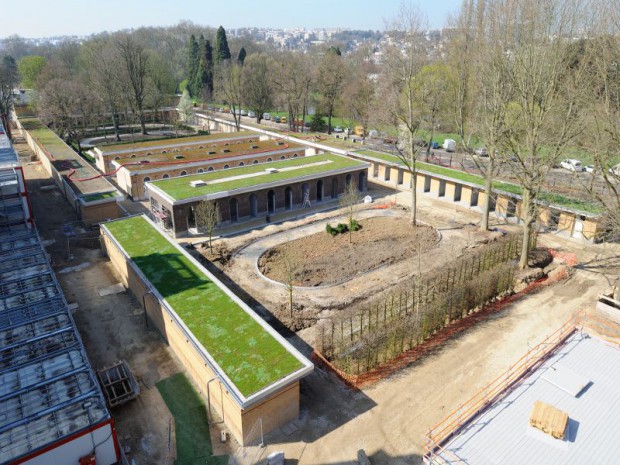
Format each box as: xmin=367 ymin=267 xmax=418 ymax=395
xmin=2 ymin=0 xmax=620 ymax=254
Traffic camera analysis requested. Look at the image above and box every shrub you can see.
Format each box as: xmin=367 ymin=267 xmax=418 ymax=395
xmin=326 ymin=223 xmax=338 ymax=236
xmin=336 ymin=223 xmax=348 ymax=234
xmin=350 ymin=219 xmax=361 ymax=232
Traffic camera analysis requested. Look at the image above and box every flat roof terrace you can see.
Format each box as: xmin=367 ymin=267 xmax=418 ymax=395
xmin=102 ymin=215 xmax=312 ymax=402
xmin=20 ymin=118 xmax=119 ymax=198
xmin=98 ymin=131 xmax=257 ymax=155
xmin=113 ymin=139 xmax=305 ymax=171
xmin=148 ymin=153 xmax=368 ymax=203
xmin=427 ymin=329 xmax=620 ymax=465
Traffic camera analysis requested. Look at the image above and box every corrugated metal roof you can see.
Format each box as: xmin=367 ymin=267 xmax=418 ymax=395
xmin=433 ymin=332 xmax=620 ymax=464
xmin=0 ymin=226 xmax=110 ymax=463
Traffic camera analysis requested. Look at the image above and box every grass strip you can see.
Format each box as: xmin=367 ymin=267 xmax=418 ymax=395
xmin=156 ymin=373 xmax=228 ymax=465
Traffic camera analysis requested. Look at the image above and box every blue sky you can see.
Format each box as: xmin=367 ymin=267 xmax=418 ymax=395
xmin=3 ymin=0 xmax=463 ymax=38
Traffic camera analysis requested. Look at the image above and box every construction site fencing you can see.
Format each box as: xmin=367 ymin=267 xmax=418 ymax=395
xmin=316 ymin=232 xmax=534 ymax=376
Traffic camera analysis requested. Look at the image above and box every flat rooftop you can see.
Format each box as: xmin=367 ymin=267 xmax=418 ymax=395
xmin=148 ymin=153 xmax=367 ymax=203
xmin=353 ymin=149 xmax=600 ymax=214
xmin=114 ymin=139 xmax=304 ymax=171
xmin=102 ymin=215 xmax=312 ymax=402
xmin=20 ymin=118 xmax=119 ymax=199
xmin=430 ymin=330 xmax=620 ymax=465
xmin=98 ymin=131 xmax=257 ymax=155
xmin=0 ymin=228 xmax=110 ymax=463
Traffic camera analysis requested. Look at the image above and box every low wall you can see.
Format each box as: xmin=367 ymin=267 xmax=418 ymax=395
xmin=358 ymin=155 xmax=602 ymax=243
xmin=101 ymin=230 xmax=300 ymax=445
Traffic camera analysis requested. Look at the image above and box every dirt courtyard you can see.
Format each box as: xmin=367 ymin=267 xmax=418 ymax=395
xmin=259 ymin=217 xmax=439 ymax=287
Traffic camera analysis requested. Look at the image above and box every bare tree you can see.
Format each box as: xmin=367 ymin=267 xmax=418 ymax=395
xmin=194 ymin=200 xmax=220 ymax=250
xmin=281 ymin=243 xmax=299 ymax=319
xmin=316 ymin=48 xmax=345 ymax=134
xmin=483 ymin=0 xmax=592 ymax=268
xmin=215 ymin=60 xmax=243 ymax=130
xmin=380 ymin=4 xmax=428 ymax=226
xmin=342 ymin=58 xmax=376 ymax=139
xmin=273 ymin=52 xmax=313 ymax=131
xmin=84 ymin=39 xmax=124 ymax=142
xmin=0 ymin=56 xmax=18 ymax=139
xmin=583 ymin=1 xmax=620 ymax=242
xmin=38 ymin=76 xmax=101 ymax=153
xmin=241 ymin=53 xmax=273 ymax=124
xmin=340 ymin=180 xmax=361 ymax=244
xmin=116 ymin=34 xmax=149 ymax=135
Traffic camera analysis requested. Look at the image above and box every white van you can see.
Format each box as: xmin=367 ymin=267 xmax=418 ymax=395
xmin=263 ymin=113 xmax=271 ymax=121
xmin=443 ymin=138 xmax=456 ymax=152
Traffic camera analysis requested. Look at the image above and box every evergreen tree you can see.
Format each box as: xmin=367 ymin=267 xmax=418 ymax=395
xmin=237 ymin=47 xmax=247 ymax=66
xmin=214 ymin=26 xmax=231 ymax=64
xmin=191 ymin=34 xmax=206 ymax=98
xmin=187 ymin=35 xmax=199 ymax=97
xmin=203 ymin=40 xmax=214 ymax=97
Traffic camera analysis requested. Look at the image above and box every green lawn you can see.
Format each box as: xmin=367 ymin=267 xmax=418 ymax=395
xmin=105 ymin=216 xmax=303 ymax=397
xmin=156 ymin=373 xmax=228 ymax=465
xmin=150 ymin=153 xmax=366 ymax=201
xmin=355 ymin=150 xmax=601 ymax=214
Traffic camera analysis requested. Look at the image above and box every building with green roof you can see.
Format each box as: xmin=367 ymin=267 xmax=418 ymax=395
xmin=146 ymin=153 xmax=369 ymax=237
xmin=101 ymin=215 xmax=313 ymax=445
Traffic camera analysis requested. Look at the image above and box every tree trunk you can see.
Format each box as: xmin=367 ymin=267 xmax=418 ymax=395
xmin=111 ymin=112 xmax=121 ymax=142
xmin=481 ymin=160 xmax=494 ymax=231
xmin=519 ymin=187 xmax=534 ymax=269
xmin=411 ymin=169 xmax=417 ymax=226
xmin=140 ymin=112 xmax=147 ymax=135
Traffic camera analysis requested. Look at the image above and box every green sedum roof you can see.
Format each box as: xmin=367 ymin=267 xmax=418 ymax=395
xmin=150 ymin=153 xmax=367 ymax=202
xmin=105 ymin=216 xmax=302 ymax=397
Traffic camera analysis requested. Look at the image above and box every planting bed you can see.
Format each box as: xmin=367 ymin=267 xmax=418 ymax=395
xmin=258 ymin=217 xmax=439 ymax=287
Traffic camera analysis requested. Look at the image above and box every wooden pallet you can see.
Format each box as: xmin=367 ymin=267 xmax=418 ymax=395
xmin=530 ymin=400 xmax=568 ymax=439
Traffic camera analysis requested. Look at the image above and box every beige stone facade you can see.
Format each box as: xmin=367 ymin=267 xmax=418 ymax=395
xmin=101 ymin=226 xmax=310 ymax=445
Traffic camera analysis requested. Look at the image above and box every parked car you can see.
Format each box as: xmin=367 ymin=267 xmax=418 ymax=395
xmin=274 ymin=116 xmax=281 ymax=123
xmin=431 ymin=141 xmax=440 ymax=149
xmin=332 ymin=126 xmax=344 ymax=133
xmin=560 ymin=159 xmax=584 ymax=172
xmin=474 ymin=147 xmax=489 ymax=157
xmin=240 ymin=109 xmax=248 ymax=116
xmin=280 ymin=116 xmax=287 ymax=124
xmin=263 ymin=113 xmax=271 ymax=120
xmin=443 ymin=138 xmax=456 ymax=152
xmin=608 ymin=163 xmax=620 ymax=176
xmin=584 ymin=165 xmax=595 ymax=173
xmin=248 ymin=111 xmax=256 ymax=118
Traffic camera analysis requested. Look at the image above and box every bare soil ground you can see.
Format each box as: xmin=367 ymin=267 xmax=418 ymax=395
xmin=258 ymin=217 xmax=439 ymax=287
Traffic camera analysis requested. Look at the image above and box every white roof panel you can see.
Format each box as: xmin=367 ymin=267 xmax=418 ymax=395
xmin=433 ymin=332 xmax=620 ymax=465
